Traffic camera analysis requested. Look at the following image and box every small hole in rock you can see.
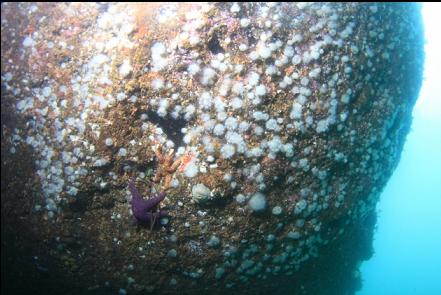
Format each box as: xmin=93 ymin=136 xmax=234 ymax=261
xmin=208 ymin=35 xmax=224 ymax=54
xmin=146 ymin=111 xmax=187 ymax=147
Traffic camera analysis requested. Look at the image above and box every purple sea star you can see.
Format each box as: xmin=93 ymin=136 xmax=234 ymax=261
xmin=128 ymin=180 xmax=168 ymax=226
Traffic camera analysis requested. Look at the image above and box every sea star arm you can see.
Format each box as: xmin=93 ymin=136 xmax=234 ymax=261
xmin=128 ymin=180 xmax=142 ymax=201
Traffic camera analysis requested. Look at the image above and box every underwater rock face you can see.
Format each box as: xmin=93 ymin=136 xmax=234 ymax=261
xmin=1 ymin=3 xmax=423 ymax=295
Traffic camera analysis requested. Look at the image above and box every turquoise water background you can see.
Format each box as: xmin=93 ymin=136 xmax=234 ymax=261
xmin=358 ymin=3 xmax=441 ymax=295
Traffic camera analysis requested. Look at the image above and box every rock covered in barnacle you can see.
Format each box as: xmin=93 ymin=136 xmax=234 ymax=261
xmin=191 ymin=183 xmax=214 ymax=204
xmin=1 ymin=2 xmax=423 ymax=295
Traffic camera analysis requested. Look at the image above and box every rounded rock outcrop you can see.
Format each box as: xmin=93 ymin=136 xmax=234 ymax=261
xmin=1 ymin=3 xmax=423 ymax=295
